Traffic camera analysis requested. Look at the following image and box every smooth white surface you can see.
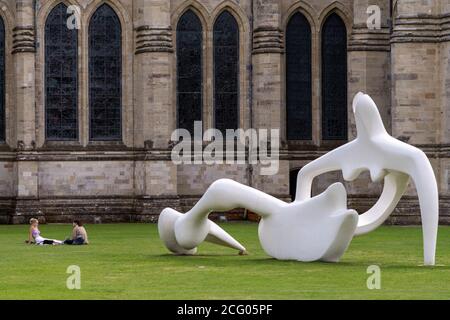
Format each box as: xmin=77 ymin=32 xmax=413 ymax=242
xmin=158 ymin=179 xmax=358 ymax=261
xmin=158 ymin=205 xmax=246 ymax=255
xmin=296 ymin=92 xmax=439 ymax=266
xmin=158 ymin=92 xmax=439 ymax=265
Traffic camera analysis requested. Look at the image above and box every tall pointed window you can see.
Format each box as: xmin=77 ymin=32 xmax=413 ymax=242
xmin=322 ymin=13 xmax=347 ymax=140
xmin=286 ymin=12 xmax=312 ymax=140
xmin=176 ymin=10 xmax=203 ymax=135
xmin=45 ymin=3 xmax=78 ymax=140
xmin=89 ymin=4 xmax=122 ymax=141
xmin=214 ymin=11 xmax=239 ymax=133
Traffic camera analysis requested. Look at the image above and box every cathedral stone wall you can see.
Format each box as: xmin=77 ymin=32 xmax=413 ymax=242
xmin=0 ymin=0 xmax=448 ymax=224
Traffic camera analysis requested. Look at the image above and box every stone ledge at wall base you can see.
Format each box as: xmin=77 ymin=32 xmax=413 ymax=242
xmin=0 ymin=196 xmax=249 ymax=224
xmin=0 ymin=199 xmax=15 ymax=224
xmin=0 ymin=196 xmax=449 ymax=224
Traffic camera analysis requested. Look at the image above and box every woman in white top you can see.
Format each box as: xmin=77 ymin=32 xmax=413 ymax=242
xmin=27 ymin=218 xmax=63 ymax=245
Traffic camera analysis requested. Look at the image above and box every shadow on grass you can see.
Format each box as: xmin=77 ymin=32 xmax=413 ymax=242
xmin=157 ymin=253 xmax=243 ymax=257
xmin=150 ymin=254 xmax=450 ymax=270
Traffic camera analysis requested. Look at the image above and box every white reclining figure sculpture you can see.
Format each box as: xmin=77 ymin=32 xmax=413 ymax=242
xmin=158 ymin=92 xmax=439 ymax=265
xmin=159 ymin=179 xmax=358 ymax=261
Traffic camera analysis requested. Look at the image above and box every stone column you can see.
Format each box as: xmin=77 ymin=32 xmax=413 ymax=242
xmin=12 ymin=0 xmax=38 ymax=223
xmin=133 ymin=0 xmax=174 ymax=149
xmin=391 ymin=0 xmax=440 ymax=145
xmin=390 ymin=0 xmax=443 ymax=223
xmin=348 ymin=0 xmax=391 ymax=137
xmin=252 ymin=0 xmax=283 ymax=133
xmin=13 ymin=0 xmax=36 ymax=149
xmin=251 ymin=0 xmax=289 ymax=199
xmin=438 ymin=2 xmax=450 ymax=223
xmin=133 ymin=0 xmax=178 ymax=220
xmin=443 ymin=3 xmax=450 ymax=146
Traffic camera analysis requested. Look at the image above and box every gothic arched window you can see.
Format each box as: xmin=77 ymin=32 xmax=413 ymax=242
xmin=214 ymin=11 xmax=239 ymax=133
xmin=177 ymin=10 xmax=203 ymax=135
xmin=45 ymin=3 xmax=78 ymax=140
xmin=0 ymin=16 xmax=4 ymax=142
xmin=286 ymin=12 xmax=312 ymax=140
xmin=322 ymin=13 xmax=348 ymax=140
xmin=89 ymin=4 xmax=122 ymax=141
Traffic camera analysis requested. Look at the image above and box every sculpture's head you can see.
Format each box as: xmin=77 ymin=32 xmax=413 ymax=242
xmin=353 ymin=92 xmax=388 ymax=140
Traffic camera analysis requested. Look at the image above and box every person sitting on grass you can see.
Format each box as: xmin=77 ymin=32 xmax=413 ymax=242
xmin=27 ymin=218 xmax=64 ymax=245
xmin=64 ymin=220 xmax=89 ymax=245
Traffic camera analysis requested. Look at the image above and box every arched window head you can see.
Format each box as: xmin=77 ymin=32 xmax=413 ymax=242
xmin=322 ymin=13 xmax=348 ymax=140
xmin=45 ymin=3 xmax=78 ymax=141
xmin=177 ymin=10 xmax=203 ymax=135
xmin=286 ymin=12 xmax=312 ymax=141
xmin=214 ymin=11 xmax=239 ymax=133
xmin=89 ymin=4 xmax=122 ymax=141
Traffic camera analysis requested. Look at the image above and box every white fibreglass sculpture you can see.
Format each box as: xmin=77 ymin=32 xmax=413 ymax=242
xmin=158 ymin=92 xmax=439 ymax=265
xmin=159 ymin=179 xmax=358 ymax=261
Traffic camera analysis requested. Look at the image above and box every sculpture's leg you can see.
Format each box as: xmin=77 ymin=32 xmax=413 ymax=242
xmin=205 ymin=222 xmax=248 ymax=252
xmin=187 ymin=179 xmax=285 ymax=219
xmin=174 ymin=179 xmax=285 ymax=250
xmin=159 ymin=207 xmax=246 ymax=254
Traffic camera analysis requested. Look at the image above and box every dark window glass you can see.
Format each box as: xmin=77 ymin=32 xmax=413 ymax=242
xmin=286 ymin=12 xmax=312 ymax=140
xmin=89 ymin=4 xmax=122 ymax=141
xmin=289 ymin=169 xmax=300 ymax=201
xmin=214 ymin=11 xmax=239 ymax=133
xmin=177 ymin=10 xmax=202 ymax=135
xmin=45 ymin=3 xmax=78 ymax=140
xmin=322 ymin=13 xmax=348 ymax=140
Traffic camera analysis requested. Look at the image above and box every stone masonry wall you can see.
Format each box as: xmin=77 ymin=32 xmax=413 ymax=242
xmin=0 ymin=0 xmax=448 ymax=224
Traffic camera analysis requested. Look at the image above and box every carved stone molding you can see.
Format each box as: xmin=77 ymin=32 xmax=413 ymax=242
xmin=349 ymin=26 xmax=390 ymax=52
xmin=12 ymin=26 xmax=36 ymax=54
xmin=391 ymin=14 xmax=450 ymax=43
xmin=135 ymin=26 xmax=173 ymax=54
xmin=252 ymin=26 xmax=284 ymax=54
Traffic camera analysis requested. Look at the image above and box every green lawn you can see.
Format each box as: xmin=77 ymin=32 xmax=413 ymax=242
xmin=0 ymin=222 xmax=449 ymax=300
